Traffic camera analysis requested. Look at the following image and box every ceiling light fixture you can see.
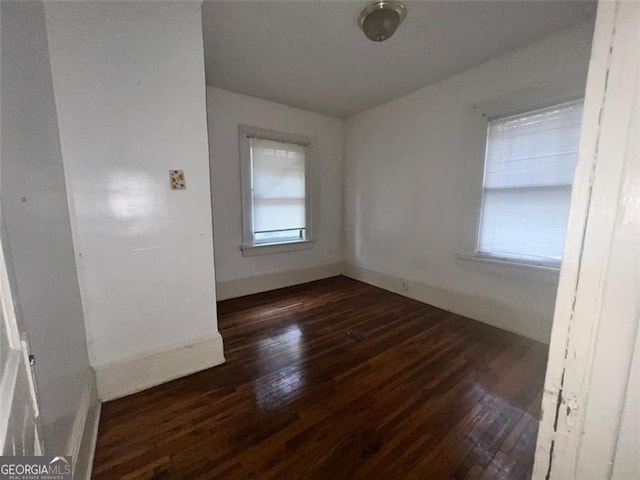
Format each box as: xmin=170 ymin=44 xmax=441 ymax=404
xmin=358 ymin=1 xmax=407 ymax=43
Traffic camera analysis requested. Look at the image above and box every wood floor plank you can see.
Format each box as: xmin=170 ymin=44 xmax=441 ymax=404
xmin=92 ymin=276 xmax=547 ymax=479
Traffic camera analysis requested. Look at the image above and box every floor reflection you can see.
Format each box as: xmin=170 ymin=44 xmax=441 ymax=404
xmin=253 ymin=326 xmax=306 ymax=411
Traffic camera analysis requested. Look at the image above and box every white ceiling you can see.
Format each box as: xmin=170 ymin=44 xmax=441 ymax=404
xmin=202 ymin=1 xmax=596 ymax=118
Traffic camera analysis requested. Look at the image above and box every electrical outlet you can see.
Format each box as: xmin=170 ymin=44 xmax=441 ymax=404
xmin=401 ymin=280 xmax=409 ymax=291
xmin=169 ymin=169 xmax=186 ymax=189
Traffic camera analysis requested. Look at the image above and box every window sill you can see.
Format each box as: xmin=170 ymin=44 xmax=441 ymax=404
xmin=455 ymin=253 xmax=560 ymax=272
xmin=455 ymin=253 xmax=561 ymax=285
xmin=240 ymin=240 xmax=314 ymax=257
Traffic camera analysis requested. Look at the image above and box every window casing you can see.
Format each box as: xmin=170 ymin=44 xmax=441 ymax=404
xmin=475 ymin=100 xmax=584 ymax=267
xmin=239 ymin=126 xmax=313 ymax=256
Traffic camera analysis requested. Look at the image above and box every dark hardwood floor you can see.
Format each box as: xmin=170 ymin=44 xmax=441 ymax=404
xmin=92 ymin=276 xmax=548 ymax=479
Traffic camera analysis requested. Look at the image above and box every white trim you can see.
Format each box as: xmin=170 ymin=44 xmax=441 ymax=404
xmin=460 ymin=85 xmax=587 ymax=281
xmin=473 ymin=101 xmax=582 ymax=269
xmin=19 ymin=335 xmax=39 ymax=418
xmin=240 ymin=239 xmax=314 ymax=257
xmin=534 ymin=2 xmax=640 ymax=478
xmin=83 ymin=402 xmax=101 ymax=480
xmin=0 ymin=351 xmax=20 ymax=453
xmin=472 ymin=74 xmax=586 ymax=120
xmin=238 ymin=125 xmax=315 ymax=254
xmin=66 ymin=373 xmax=92 ymax=461
xmin=216 ymin=262 xmax=343 ymax=300
xmin=69 ymin=389 xmax=101 ymax=480
xmin=34 ymin=426 xmax=42 ymax=456
xmin=344 ymin=262 xmax=551 ymax=344
xmin=94 ymin=332 xmax=225 ymax=401
xmin=488 ymin=98 xmax=584 ymax=122
xmin=455 ymin=253 xmax=560 ymax=273
xmin=455 ymin=251 xmax=560 ymax=286
xmin=75 ymin=400 xmax=101 ymax=480
xmin=0 ymin=211 xmax=21 ymax=349
xmin=612 ymin=321 xmax=640 ymax=480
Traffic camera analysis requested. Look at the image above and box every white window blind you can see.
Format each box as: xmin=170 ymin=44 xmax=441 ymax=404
xmin=477 ymin=100 xmax=583 ymax=265
xmin=250 ymin=137 xmax=307 ymax=244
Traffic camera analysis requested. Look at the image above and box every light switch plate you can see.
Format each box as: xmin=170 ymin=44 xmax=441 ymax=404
xmin=169 ymin=170 xmax=186 ymax=190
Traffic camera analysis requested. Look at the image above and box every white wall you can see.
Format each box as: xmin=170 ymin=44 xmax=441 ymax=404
xmin=344 ymin=21 xmax=594 ymax=343
xmin=0 ymin=0 xmax=95 ymax=456
xmin=44 ymin=2 xmax=222 ymax=395
xmin=207 ymin=87 xmax=344 ymax=298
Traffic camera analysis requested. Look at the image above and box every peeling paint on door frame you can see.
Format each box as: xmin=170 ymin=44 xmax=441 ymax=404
xmin=533 ymin=1 xmax=640 ymax=478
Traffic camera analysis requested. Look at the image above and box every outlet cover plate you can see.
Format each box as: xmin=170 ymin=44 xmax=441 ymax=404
xmin=170 ymin=170 xmax=186 ymax=190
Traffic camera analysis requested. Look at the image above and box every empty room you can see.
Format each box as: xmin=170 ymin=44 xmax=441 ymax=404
xmin=0 ymin=0 xmax=638 ymax=479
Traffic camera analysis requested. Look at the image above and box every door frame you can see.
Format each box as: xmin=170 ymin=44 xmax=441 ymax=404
xmin=533 ymin=1 xmax=639 ymax=478
xmin=0 ymin=209 xmax=43 ymax=455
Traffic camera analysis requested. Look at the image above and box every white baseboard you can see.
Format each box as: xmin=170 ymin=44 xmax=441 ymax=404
xmin=73 ymin=399 xmax=101 ymax=480
xmin=67 ymin=372 xmax=92 ymax=460
xmin=82 ymin=402 xmax=101 ymax=480
xmin=67 ymin=370 xmax=100 ymax=480
xmin=94 ymin=332 xmax=225 ymax=401
xmin=343 ymin=263 xmax=551 ymax=344
xmin=216 ymin=262 xmax=344 ymax=300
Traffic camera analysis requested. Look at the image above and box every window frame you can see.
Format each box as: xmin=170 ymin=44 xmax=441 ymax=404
xmin=474 ymin=99 xmax=583 ymax=269
xmin=458 ymin=93 xmax=584 ymax=280
xmin=238 ymin=125 xmax=314 ymax=257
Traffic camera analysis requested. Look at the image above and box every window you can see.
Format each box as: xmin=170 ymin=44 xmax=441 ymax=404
xmin=476 ymin=100 xmax=583 ymax=267
xmin=239 ymin=126 xmax=313 ymax=256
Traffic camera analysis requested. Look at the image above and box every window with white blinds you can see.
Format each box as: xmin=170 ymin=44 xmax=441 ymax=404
xmin=250 ymin=137 xmax=307 ymax=245
xmin=477 ymin=100 xmax=583 ymax=265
